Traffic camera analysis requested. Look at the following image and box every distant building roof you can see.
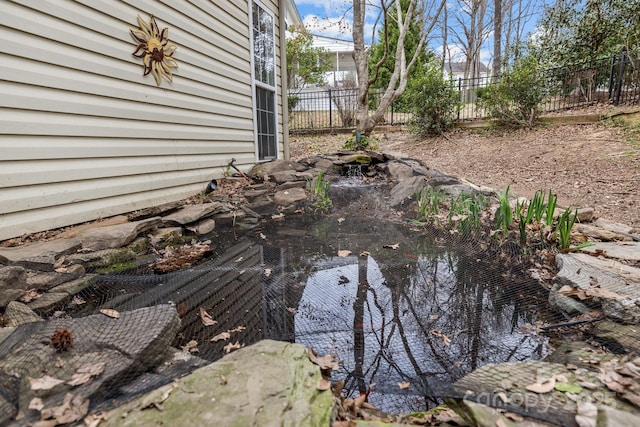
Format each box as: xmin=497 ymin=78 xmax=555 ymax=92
xmin=444 ymin=62 xmax=489 ymax=74
xmin=284 ymin=0 xmax=302 ymax=29
xmin=311 ymin=34 xmax=355 ymax=53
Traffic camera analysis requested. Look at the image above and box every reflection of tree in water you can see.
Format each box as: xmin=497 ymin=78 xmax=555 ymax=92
xmin=336 ymin=247 xmax=548 ymax=413
xmin=260 ymin=215 xmax=548 ymax=414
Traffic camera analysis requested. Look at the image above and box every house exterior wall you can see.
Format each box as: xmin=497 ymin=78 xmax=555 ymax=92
xmin=0 ymin=0 xmax=287 ymax=241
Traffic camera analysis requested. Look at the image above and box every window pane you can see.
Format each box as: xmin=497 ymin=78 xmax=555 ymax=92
xmin=252 ymin=3 xmax=275 ymax=86
xmin=256 ymin=86 xmax=276 ymax=160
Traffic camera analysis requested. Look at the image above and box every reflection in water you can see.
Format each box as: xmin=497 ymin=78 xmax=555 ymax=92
xmin=259 ymin=215 xmax=549 ymax=414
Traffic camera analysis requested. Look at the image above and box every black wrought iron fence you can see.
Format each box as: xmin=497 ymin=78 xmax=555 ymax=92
xmin=288 ymin=52 xmax=640 ymax=132
xmin=288 ymin=87 xmax=408 ymax=132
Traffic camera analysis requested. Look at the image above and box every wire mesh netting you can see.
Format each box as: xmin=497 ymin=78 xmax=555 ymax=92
xmin=1 ymin=176 xmax=637 ymax=423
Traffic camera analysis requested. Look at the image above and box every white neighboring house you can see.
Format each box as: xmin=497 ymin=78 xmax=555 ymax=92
xmin=443 ymin=62 xmax=491 ymax=82
xmin=0 ymin=0 xmax=299 ymax=241
xmin=310 ymin=34 xmax=357 ymax=88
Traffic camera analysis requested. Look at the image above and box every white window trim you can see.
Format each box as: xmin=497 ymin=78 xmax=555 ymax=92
xmin=249 ymin=0 xmax=279 ymax=162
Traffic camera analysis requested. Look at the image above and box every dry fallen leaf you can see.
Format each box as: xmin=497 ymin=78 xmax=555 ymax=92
xmin=383 ymin=243 xmax=400 ymax=250
xmin=29 ymin=397 xmax=44 ymax=411
xmin=337 ymin=250 xmax=352 ymax=257
xmin=287 ymin=307 xmax=298 ymax=314
xmin=99 ymin=309 xmax=120 ymax=319
xmin=67 ymin=362 xmax=106 ymax=387
xmin=40 ymin=393 xmax=89 ymax=425
xmin=398 ymin=381 xmax=410 ymax=390
xmin=29 ymin=375 xmax=65 ymax=391
xmin=259 ymin=232 xmax=267 ymax=239
xmin=271 ymin=213 xmax=285 ymax=220
xmin=20 ymin=289 xmax=41 ymax=303
xmin=181 ymin=340 xmax=199 ymax=354
xmin=223 ymin=341 xmax=242 ymax=354
xmin=431 ymin=329 xmax=451 ymax=346
xmin=337 ymin=217 xmax=345 ymax=223
xmin=199 ymin=307 xmax=217 ymax=326
xmin=317 ymin=378 xmax=331 ymax=391
xmin=525 ymin=377 xmax=556 ymax=394
xmin=575 ymin=401 xmax=597 ymax=427
xmin=84 ymin=411 xmax=109 ymax=427
xmin=308 ymin=348 xmax=342 ymax=371
xmin=211 ymin=331 xmax=231 ymax=342
xmin=141 ymin=381 xmax=178 ymax=411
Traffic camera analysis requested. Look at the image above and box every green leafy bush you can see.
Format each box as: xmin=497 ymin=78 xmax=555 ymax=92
xmin=479 ymin=54 xmax=544 ymax=127
xmin=406 ymin=63 xmax=459 ymax=136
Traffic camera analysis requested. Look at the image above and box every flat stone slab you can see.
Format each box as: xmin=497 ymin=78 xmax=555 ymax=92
xmin=570 ymin=253 xmax=640 ymax=281
xmin=162 ymin=203 xmax=224 ymax=226
xmin=0 ymin=239 xmax=82 ymax=271
xmin=574 ymin=223 xmax=632 ymax=241
xmin=79 ymin=217 xmax=162 ymax=250
xmin=553 ymin=253 xmax=640 ymax=323
xmin=580 ymin=242 xmax=640 ymax=262
xmin=103 ymin=340 xmax=333 ymax=427
xmin=48 ymin=274 xmax=98 ymax=295
xmin=445 ymin=361 xmax=639 ymax=427
xmin=26 ymin=291 xmax=69 ymax=314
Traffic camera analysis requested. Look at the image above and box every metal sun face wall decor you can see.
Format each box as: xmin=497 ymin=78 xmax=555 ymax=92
xmin=130 ymin=15 xmax=178 ymax=86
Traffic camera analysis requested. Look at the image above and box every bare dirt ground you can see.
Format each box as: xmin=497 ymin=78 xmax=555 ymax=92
xmin=290 ymin=122 xmax=640 ymax=231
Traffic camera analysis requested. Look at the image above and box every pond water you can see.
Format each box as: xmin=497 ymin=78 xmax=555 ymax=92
xmin=80 ymin=179 xmax=552 ymax=414
xmin=254 ymin=206 xmax=550 ymax=414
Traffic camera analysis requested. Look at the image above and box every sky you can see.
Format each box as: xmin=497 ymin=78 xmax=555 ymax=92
xmin=293 ymin=0 xmax=550 ymax=66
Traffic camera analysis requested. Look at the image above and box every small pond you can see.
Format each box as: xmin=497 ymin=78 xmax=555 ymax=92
xmin=80 ymin=179 xmax=553 ymax=414
xmin=253 ymin=207 xmax=551 ymax=414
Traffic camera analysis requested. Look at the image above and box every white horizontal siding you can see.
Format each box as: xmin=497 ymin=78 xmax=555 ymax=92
xmin=0 ymin=0 xmax=286 ymax=241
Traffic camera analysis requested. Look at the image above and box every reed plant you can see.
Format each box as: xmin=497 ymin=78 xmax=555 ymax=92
xmin=544 ymin=190 xmax=557 ymax=226
xmin=311 ymin=171 xmax=332 ymax=212
xmin=495 ymin=186 xmax=513 ymax=236
xmin=415 ymin=186 xmax=445 ymax=221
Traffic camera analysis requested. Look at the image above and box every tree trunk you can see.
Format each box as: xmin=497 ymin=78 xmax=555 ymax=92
xmin=493 ymin=0 xmax=502 ymax=80
xmin=352 ymin=0 xmax=446 ymax=137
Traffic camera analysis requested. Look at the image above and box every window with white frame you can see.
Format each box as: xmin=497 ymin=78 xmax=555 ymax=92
xmin=251 ymin=1 xmax=278 ymax=161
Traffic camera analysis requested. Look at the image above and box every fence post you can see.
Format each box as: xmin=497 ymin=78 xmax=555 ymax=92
xmin=614 ymin=52 xmax=626 ymax=105
xmin=328 ymin=89 xmax=333 ymax=130
xmin=457 ymin=78 xmax=462 ymax=121
xmin=608 ymin=54 xmax=616 ymax=100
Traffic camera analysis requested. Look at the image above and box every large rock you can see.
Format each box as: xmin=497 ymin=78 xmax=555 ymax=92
xmin=249 ymin=160 xmax=308 ymax=178
xmin=0 ymin=266 xmax=28 ymax=307
xmin=553 ymin=253 xmax=640 ymax=323
xmin=0 ymin=304 xmax=180 ymax=426
xmin=103 ymin=340 xmax=333 ymax=427
xmin=388 ymin=176 xmax=426 ymax=207
xmin=78 ymin=217 xmax=162 ymax=251
xmin=0 ymin=239 xmax=82 ymax=271
xmin=3 ymin=301 xmax=42 ymax=327
xmin=274 ymin=187 xmax=308 ymax=206
xmin=386 ymin=161 xmax=415 ymax=180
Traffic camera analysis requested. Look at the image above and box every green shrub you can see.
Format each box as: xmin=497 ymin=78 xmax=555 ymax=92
xmin=479 ymin=54 xmax=544 ymax=127
xmin=406 ymin=63 xmax=459 ymax=136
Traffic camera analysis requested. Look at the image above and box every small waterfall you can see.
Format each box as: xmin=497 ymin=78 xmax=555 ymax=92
xmin=345 ymin=164 xmax=364 ymax=180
